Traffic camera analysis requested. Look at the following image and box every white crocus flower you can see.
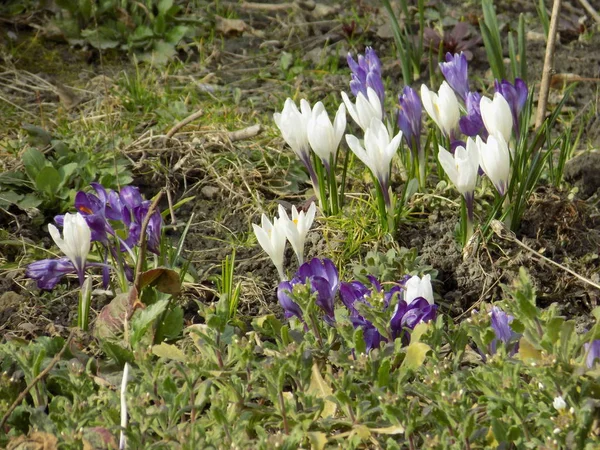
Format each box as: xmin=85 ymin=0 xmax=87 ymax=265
xmin=307 ymin=102 xmax=346 ymax=171
xmin=345 ymin=117 xmax=402 ymax=206
xmin=404 ymin=274 xmax=434 ymax=305
xmin=476 ymin=134 xmax=511 ymax=196
xmin=553 ymin=396 xmax=566 ymax=411
xmin=480 ymin=93 xmax=513 ymax=143
xmin=421 ymin=81 xmax=460 ymax=137
xmin=438 ymin=137 xmax=479 ymax=196
xmin=253 ymin=214 xmax=288 ymax=280
xmin=273 ymin=98 xmax=313 ymax=165
xmin=278 ymin=202 xmax=316 ymax=265
xmin=341 ymin=87 xmax=383 ymax=132
xmin=48 ymin=212 xmax=91 ymax=284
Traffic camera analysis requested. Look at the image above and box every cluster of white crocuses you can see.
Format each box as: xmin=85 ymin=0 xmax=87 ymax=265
xmin=273 ymin=99 xmax=345 ymax=215
xmin=274 ymin=86 xmax=402 ymax=229
xmin=252 ymin=202 xmax=317 ymax=280
xmin=422 ymin=53 xmax=524 ymax=241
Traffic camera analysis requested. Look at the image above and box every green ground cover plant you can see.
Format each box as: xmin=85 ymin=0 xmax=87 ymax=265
xmin=1 ymin=0 xmax=600 ymax=448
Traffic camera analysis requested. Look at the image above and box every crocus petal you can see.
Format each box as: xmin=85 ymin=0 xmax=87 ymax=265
xmin=26 ymin=257 xmax=77 ymax=290
xmin=480 ymin=93 xmax=513 ymax=143
xmin=477 ymin=134 xmax=511 ymax=196
xmin=584 ymin=340 xmax=600 ymax=368
xmin=48 ymin=212 xmax=91 ymax=285
xmin=277 ymin=281 xmax=303 ymax=320
xmin=397 ymin=86 xmax=422 ymax=152
xmin=404 ymin=274 xmax=434 ymax=304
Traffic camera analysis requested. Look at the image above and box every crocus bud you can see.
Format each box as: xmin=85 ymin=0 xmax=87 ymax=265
xmin=421 ymin=82 xmax=460 ymax=137
xmin=553 ymin=396 xmax=567 ymax=411
xmin=48 ymin=212 xmax=91 ymax=285
xmin=480 ymin=93 xmax=513 ymax=143
xmin=397 ymin=86 xmax=422 ymax=152
xmin=404 ymin=274 xmax=434 ymax=305
xmin=438 ymin=137 xmax=479 ymax=196
xmin=345 ymin=117 xmax=403 ymax=207
xmin=495 ymin=78 xmax=528 ymax=138
xmin=341 ymin=87 xmax=383 ymax=132
xmin=439 ymin=52 xmax=469 ymax=101
xmin=476 ymin=134 xmax=511 ymax=196
xmin=253 ymin=214 xmax=288 ymax=281
xmin=273 ymin=98 xmax=313 ymax=166
xmin=347 ymin=47 xmax=385 ymax=108
xmin=459 ymin=92 xmax=486 ymax=138
xmin=278 ymin=202 xmax=317 ymax=266
xmin=307 ymin=102 xmax=346 ymax=172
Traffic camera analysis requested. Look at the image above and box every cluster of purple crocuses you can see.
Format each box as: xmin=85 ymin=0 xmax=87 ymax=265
xmin=26 ymin=182 xmax=162 ymax=289
xmin=277 ymin=257 xmax=437 ymax=352
xmin=487 ymin=306 xmax=600 ymax=369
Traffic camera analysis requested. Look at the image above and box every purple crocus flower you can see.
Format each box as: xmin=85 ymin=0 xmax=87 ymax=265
xmin=390 ymin=297 xmax=437 ymax=343
xmin=297 ymin=258 xmax=339 ymax=322
xmin=439 ymin=52 xmax=469 ymax=101
xmin=56 ymin=185 xmax=115 ymax=244
xmin=339 ymin=279 xmax=386 ymax=351
xmin=26 ymin=257 xmax=78 ymax=290
xmin=340 ymin=277 xmax=427 ymax=351
xmin=347 ymin=47 xmax=385 ymax=108
xmin=278 ymin=258 xmax=339 ymax=324
xmin=132 ymin=202 xmax=163 ymax=255
xmin=584 ymin=340 xmax=600 ymax=368
xmin=459 ymin=92 xmax=487 ymax=139
xmin=397 ymin=86 xmax=422 ymax=153
xmin=489 ymin=306 xmax=520 ymax=356
xmin=494 ymin=78 xmax=528 ymax=138
xmin=277 ymin=280 xmax=304 ymax=321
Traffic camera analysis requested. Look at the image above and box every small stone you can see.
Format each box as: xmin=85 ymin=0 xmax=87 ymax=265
xmin=201 ymin=185 xmax=220 ymax=199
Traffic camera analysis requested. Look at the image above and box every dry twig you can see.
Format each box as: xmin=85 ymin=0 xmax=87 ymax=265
xmin=166 ymin=109 xmax=203 ymax=139
xmin=534 ymin=0 xmax=562 ymax=129
xmin=491 ymin=220 xmax=600 ymax=291
xmin=578 ymin=0 xmax=600 ymax=25
xmin=227 ymin=124 xmax=263 ymax=142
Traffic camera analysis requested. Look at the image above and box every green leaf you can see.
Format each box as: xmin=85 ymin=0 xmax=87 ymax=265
xmin=131 ymin=299 xmax=169 ymax=346
xmin=78 ymin=0 xmax=93 ymax=21
xmin=35 ymin=166 xmax=61 ymax=197
xmin=81 ymin=27 xmax=120 ymax=49
xmin=58 ymin=163 xmax=78 ymax=187
xmin=0 ymin=190 xmax=23 ymax=207
xmin=0 ymin=170 xmax=28 ymax=187
xmin=139 ymin=267 xmax=181 ymax=294
xmin=401 ymin=342 xmax=430 ymax=372
xmin=22 ymin=148 xmax=47 ymax=181
xmin=307 ymin=363 xmax=336 ymax=418
xmin=377 ymin=359 xmax=391 ymax=388
xmin=370 ymin=425 xmax=404 ymax=435
xmin=307 ymin=432 xmax=327 ymax=450
xmin=157 ymin=0 xmax=173 ymax=15
xmin=130 ymin=25 xmax=154 ymax=42
xmin=152 ymin=342 xmax=186 ymax=361
xmin=153 ymin=14 xmax=167 ymax=36
xmin=353 ymin=327 xmax=366 ymax=355
xmin=546 ymin=317 xmax=564 ymax=345
xmin=138 ymin=40 xmax=176 ymax=65
xmin=165 ymin=25 xmax=188 ymax=44
xmin=157 ymin=306 xmax=184 ymax=341
xmin=102 ymin=341 xmax=134 ymax=365
xmin=280 ymin=52 xmax=293 ymax=71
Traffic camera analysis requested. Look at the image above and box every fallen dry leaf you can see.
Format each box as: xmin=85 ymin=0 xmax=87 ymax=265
xmin=215 ymin=16 xmax=248 ymax=36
